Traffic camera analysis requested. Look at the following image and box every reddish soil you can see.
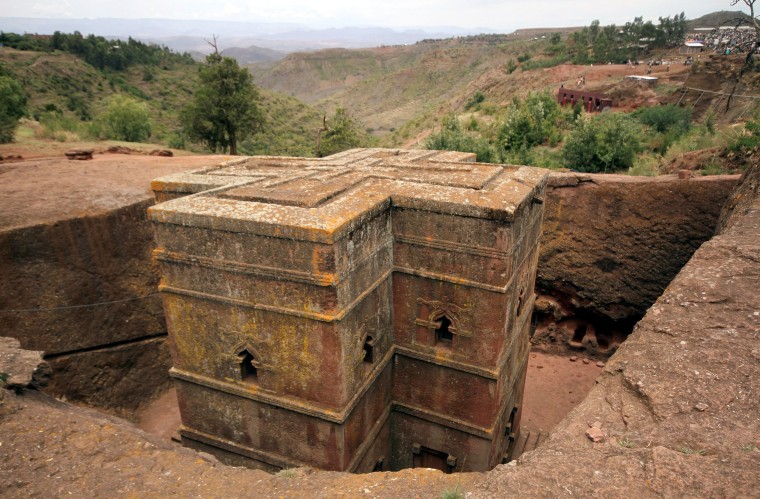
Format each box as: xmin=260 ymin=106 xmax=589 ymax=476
xmin=522 ymin=351 xmax=602 ymax=432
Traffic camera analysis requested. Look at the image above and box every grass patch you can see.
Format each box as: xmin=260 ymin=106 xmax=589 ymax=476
xmin=441 ymin=485 xmax=465 ymax=499
xmin=700 ymin=162 xmax=725 ymax=176
xmin=276 ymin=468 xmax=298 ymax=478
xmin=628 ymin=154 xmax=661 ymax=176
xmin=617 ymin=438 xmax=636 ymax=448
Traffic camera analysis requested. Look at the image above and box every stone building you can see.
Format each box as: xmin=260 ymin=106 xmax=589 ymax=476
xmin=149 ymin=148 xmax=547 ymax=473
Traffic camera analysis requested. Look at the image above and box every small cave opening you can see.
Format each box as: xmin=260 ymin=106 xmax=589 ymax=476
xmin=571 ymin=324 xmax=588 ymax=345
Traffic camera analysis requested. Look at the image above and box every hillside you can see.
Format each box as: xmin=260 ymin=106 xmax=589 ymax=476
xmin=0 ymin=46 xmax=195 ymax=140
xmin=688 ymin=10 xmax=753 ymax=28
xmin=0 ymin=45 xmax=324 ymax=156
xmin=221 ymin=45 xmax=286 ymax=64
xmin=249 ymin=34 xmax=556 ymax=139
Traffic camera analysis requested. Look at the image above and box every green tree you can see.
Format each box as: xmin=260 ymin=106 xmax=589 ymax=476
xmin=0 ymin=73 xmax=27 ymax=143
xmin=424 ymin=114 xmax=499 ymax=163
xmin=182 ymin=50 xmax=263 ymax=154
xmin=316 ymin=108 xmax=369 ymax=157
xmin=99 ymin=94 xmax=151 ymax=142
xmin=570 ymin=28 xmax=590 ymax=64
xmin=498 ymin=91 xmax=561 ymax=153
xmin=562 ymin=112 xmax=643 ymax=172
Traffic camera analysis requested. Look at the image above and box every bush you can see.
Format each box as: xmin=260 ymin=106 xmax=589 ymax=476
xmin=727 ymin=110 xmax=760 ymax=153
xmin=99 ymin=95 xmax=151 ymax=142
xmin=498 ymin=91 xmax=561 ymax=152
xmin=0 ymin=74 xmax=27 ymax=143
xmin=316 ymin=107 xmax=369 ymax=157
xmin=517 ymin=53 xmax=531 ymax=63
xmin=562 ymin=111 xmax=644 ymax=172
xmin=520 ymin=54 xmax=571 ymax=71
xmin=425 ymin=114 xmax=500 ymax=163
xmin=634 ymin=104 xmax=692 ymax=154
xmin=464 ymin=91 xmax=485 ymax=111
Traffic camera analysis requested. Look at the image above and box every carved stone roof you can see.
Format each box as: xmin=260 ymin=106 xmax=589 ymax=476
xmin=150 ymin=148 xmax=547 ymax=243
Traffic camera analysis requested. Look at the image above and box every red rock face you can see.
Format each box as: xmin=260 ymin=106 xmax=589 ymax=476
xmin=533 ymin=173 xmax=739 ymax=358
xmin=150 ymin=149 xmax=548 ymax=472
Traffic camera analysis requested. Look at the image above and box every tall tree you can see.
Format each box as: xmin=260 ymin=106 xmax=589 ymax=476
xmin=182 ymin=42 xmax=263 ymax=155
xmin=0 ymin=72 xmax=26 ymax=143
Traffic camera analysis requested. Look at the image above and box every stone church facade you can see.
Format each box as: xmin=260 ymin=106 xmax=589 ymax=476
xmin=149 ymin=148 xmax=547 ymax=472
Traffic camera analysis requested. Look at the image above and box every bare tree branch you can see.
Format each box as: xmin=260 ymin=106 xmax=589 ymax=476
xmin=205 ymin=34 xmax=220 ymax=55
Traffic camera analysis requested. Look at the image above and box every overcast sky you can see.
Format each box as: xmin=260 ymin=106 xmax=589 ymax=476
xmin=2 ymin=1 xmax=738 ymax=31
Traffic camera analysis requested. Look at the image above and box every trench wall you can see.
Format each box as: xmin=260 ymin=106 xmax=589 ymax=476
xmin=534 ymin=173 xmax=738 ymax=357
xmin=0 ymin=199 xmax=172 ymax=417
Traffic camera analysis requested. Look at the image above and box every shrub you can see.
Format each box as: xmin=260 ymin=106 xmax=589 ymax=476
xmin=38 ymin=111 xmax=93 ymax=141
xmin=562 ymin=111 xmax=644 ymax=172
xmin=727 ymin=110 xmax=760 ymax=153
xmin=98 ymin=95 xmax=152 ymax=142
xmin=425 ymin=114 xmax=500 ymax=163
xmin=464 ymin=91 xmax=485 ymax=111
xmin=316 ymin=107 xmax=369 ymax=157
xmin=634 ymin=104 xmax=692 ymax=154
xmin=517 ymin=53 xmax=531 ymax=63
xmin=498 ymin=91 xmax=561 ymax=152
xmin=0 ymin=74 xmax=27 ymax=143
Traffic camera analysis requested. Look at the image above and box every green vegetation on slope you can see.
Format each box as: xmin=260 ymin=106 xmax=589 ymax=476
xmin=0 ymin=39 xmax=329 ymax=157
xmin=0 ymin=31 xmax=193 ymax=71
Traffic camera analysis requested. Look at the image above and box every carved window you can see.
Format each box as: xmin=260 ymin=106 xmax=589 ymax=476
xmin=415 ymin=297 xmax=472 ymax=348
xmin=237 ymin=348 xmax=260 ymax=382
xmin=434 ymin=315 xmax=454 ymax=347
xmin=363 ymin=335 xmax=375 ymax=364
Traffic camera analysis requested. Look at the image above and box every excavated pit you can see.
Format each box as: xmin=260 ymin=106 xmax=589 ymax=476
xmin=1 ymin=158 xmax=757 ymax=497
xmin=0 ymin=152 xmax=741 ymax=470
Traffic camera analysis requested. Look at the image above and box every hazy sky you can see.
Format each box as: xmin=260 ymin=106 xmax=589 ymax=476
xmin=3 ymin=1 xmax=738 ymax=30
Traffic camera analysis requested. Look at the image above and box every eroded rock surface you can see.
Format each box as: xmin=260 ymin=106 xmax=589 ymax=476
xmin=0 ymin=337 xmax=49 ymax=390
xmin=534 ymin=172 xmax=739 ymax=357
xmin=0 ymin=155 xmax=223 ymax=415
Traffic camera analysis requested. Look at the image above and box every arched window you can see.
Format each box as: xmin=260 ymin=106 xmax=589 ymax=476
xmin=237 ymin=348 xmax=259 ymax=382
xmin=435 ymin=316 xmax=454 ymax=347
